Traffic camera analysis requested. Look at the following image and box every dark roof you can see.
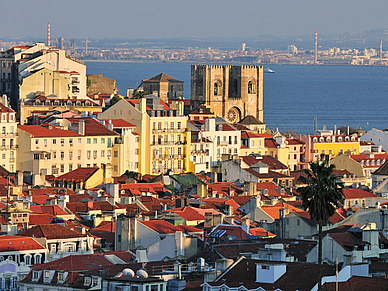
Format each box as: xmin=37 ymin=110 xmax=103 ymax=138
xmin=239 ymin=115 xmax=263 ymax=125
xmin=142 ymin=73 xmax=182 ymax=83
xmin=373 ymin=160 xmax=388 ymax=175
xmin=323 ymin=276 xmax=388 ymax=291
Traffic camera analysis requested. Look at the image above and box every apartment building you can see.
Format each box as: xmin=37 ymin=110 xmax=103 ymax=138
xmin=0 ymin=42 xmax=87 ymax=112
xmin=0 ymin=98 xmax=17 ymax=172
xmin=99 ymin=95 xmax=191 ymax=175
xmin=188 ymin=118 xmax=241 ymax=167
xmin=299 ymin=129 xmax=360 ymax=162
xmin=17 ymin=117 xmax=118 ymax=177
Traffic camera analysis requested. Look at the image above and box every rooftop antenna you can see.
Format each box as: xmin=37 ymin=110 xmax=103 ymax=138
xmin=313 ymin=116 xmax=317 ymax=132
xmin=47 ymin=22 xmax=51 ymax=47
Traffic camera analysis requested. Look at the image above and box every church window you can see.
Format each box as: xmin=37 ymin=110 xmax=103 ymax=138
xmin=248 ymin=81 xmax=253 ymax=93
xmin=214 ymin=83 xmax=218 ymax=95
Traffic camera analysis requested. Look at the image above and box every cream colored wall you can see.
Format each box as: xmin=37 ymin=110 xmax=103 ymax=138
xmin=19 ymin=68 xmax=70 ymax=101
xmin=0 ymin=112 xmax=17 ymax=172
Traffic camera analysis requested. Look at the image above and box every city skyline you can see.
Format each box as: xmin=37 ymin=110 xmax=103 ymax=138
xmin=1 ymin=0 xmax=388 ymax=39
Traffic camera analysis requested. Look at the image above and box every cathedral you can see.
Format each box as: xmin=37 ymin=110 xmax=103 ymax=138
xmin=190 ymin=65 xmax=263 ymax=124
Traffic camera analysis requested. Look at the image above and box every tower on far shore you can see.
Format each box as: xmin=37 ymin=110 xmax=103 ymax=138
xmin=314 ymin=30 xmax=318 ymax=64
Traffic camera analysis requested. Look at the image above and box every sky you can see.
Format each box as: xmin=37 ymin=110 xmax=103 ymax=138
xmin=1 ymin=0 xmax=387 ymax=39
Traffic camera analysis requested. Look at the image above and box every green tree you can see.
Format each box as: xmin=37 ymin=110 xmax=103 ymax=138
xmin=132 ymin=90 xmax=149 ymax=99
xmin=297 ymin=161 xmax=343 ymax=291
xmin=109 ymin=95 xmax=121 ymax=107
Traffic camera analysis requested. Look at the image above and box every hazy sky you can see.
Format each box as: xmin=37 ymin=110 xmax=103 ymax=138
xmin=1 ymin=0 xmax=387 ymax=39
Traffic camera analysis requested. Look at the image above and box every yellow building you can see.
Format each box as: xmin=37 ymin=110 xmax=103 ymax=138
xmin=99 ymin=95 xmax=192 ymax=175
xmin=17 ymin=117 xmax=119 ymax=178
xmin=240 ymin=131 xmax=269 ymax=156
xmin=300 ymin=133 xmax=360 ymax=162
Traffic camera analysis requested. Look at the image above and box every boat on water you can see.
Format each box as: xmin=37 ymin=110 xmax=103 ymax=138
xmin=264 ymin=68 xmax=275 ymax=73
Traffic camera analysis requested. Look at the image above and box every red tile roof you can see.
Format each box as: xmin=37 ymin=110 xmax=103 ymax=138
xmin=342 ymin=188 xmax=377 ymax=199
xmin=286 ymin=138 xmax=305 ymax=145
xmin=100 ymin=119 xmax=136 ymax=128
xmin=29 ymin=214 xmax=55 ymax=225
xmin=0 ymin=235 xmax=45 ymax=252
xmin=92 ymin=221 xmax=115 ymax=232
xmin=241 ymin=132 xmax=268 ymax=139
xmin=166 ymin=207 xmax=221 ymax=222
xmin=249 ymin=227 xmax=276 ymax=237
xmin=265 ymin=138 xmax=279 ymax=148
xmin=261 ymin=202 xmax=303 ymax=220
xmin=30 ymin=205 xmax=69 ymax=216
xmin=18 ymin=125 xmax=81 ymax=138
xmin=67 ymin=117 xmax=119 ymax=136
xmin=53 ymin=167 xmax=99 ymax=183
xmin=17 ymin=224 xmax=86 ymax=239
xmin=140 ymin=219 xmax=202 ymax=234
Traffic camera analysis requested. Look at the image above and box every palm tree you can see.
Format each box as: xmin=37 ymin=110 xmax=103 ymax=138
xmin=297 ymin=161 xmax=343 ymax=291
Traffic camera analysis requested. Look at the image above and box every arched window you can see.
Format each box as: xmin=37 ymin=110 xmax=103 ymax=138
xmin=248 ymin=81 xmax=253 ymax=93
xmin=214 ymin=83 xmax=218 ymax=95
xmin=24 ymin=255 xmax=31 ymax=265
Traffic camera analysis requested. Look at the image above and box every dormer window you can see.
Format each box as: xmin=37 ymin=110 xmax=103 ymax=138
xmin=313 ymin=137 xmax=318 ymax=142
xmin=84 ymin=277 xmax=91 ymax=286
xmin=44 ymin=270 xmax=50 ymax=278
xmin=58 ymin=273 xmax=64 ymax=282
xmin=345 ymin=137 xmax=349 ymax=141
xmin=338 ymin=136 xmax=343 ymax=141
xmin=351 ymin=136 xmax=355 ymax=141
xmin=319 ymin=137 xmax=324 ymax=142
xmin=33 ymin=271 xmax=39 ymax=280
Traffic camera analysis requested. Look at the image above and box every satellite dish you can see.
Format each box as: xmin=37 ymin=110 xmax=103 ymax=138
xmin=122 ymin=268 xmax=135 ymax=277
xmin=136 ymin=269 xmax=148 ymax=278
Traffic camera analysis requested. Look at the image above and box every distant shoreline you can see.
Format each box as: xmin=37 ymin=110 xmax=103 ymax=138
xmin=82 ymin=59 xmax=387 ymax=67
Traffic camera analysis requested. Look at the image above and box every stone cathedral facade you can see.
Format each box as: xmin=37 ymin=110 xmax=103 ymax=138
xmin=190 ymin=65 xmax=263 ymax=124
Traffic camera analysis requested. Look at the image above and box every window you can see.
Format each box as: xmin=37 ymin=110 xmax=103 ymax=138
xmin=101 ymin=138 xmax=105 ymax=143
xmin=177 ymin=122 xmax=181 ymax=130
xmin=87 ymin=151 xmax=91 ymax=159
xmin=35 ymin=139 xmax=39 ymax=145
xmin=248 ymin=81 xmax=253 ymax=93
xmin=234 ymin=136 xmax=238 ymax=144
xmin=69 ymin=151 xmax=73 ymax=160
xmin=261 ymin=265 xmax=270 ymax=270
xmin=24 ymin=255 xmax=31 ymax=265
xmin=35 ymin=255 xmax=41 ymax=264
xmin=69 ymin=164 xmax=73 ymax=171
xmin=135 ymin=149 xmax=139 ymax=155
xmin=58 ymin=273 xmax=64 ymax=281
xmin=45 ymin=270 xmax=50 ymax=278
xmin=93 ymin=150 xmax=97 ymax=159
xmin=87 ymin=138 xmax=91 ymax=144
xmin=101 ymin=150 xmax=105 ymax=158
xmin=78 ymin=138 xmax=82 ymax=144
xmin=69 ymin=138 xmax=73 ymax=146
xmin=93 ymin=138 xmax=97 ymax=144
xmin=114 ymin=151 xmax=118 ymax=157
xmin=214 ymin=82 xmax=218 ymax=95
xmin=33 ymin=271 xmax=39 ymax=279
xmin=60 ymin=151 xmax=65 ymax=160
xmin=78 ymin=150 xmax=82 ymax=160
xmin=60 ymin=164 xmax=65 ymax=173
xmin=92 ymin=277 xmax=98 ymax=286
xmin=33 ymin=153 xmax=40 ymax=160
xmin=84 ymin=277 xmax=91 ymax=286
xmin=61 ymin=139 xmax=64 ymax=146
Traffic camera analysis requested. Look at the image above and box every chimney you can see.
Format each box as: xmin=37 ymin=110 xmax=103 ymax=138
xmin=108 ymin=120 xmax=114 ymax=131
xmin=79 ymin=120 xmax=85 ymax=135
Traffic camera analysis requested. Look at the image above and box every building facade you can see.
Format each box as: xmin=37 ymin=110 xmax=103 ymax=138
xmin=190 ymin=65 xmax=263 ymax=123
